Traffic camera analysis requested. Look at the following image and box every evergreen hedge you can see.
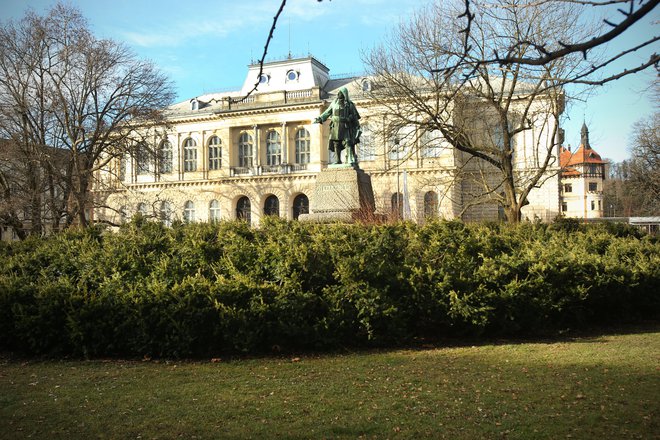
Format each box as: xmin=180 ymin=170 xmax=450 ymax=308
xmin=0 ymin=217 xmax=658 ymax=357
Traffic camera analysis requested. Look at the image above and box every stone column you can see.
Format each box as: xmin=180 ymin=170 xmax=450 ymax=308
xmin=314 ymin=120 xmax=325 ymax=166
xmin=201 ymin=131 xmax=207 ymax=179
xmin=281 ymin=122 xmax=288 ymax=164
xmin=253 ymin=124 xmax=260 ymax=172
xmin=177 ymin=132 xmax=183 ymax=180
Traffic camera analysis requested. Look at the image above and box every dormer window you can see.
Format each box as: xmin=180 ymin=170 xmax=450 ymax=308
xmin=286 ymin=70 xmax=299 ymax=82
xmin=259 ymin=74 xmax=270 ymax=85
xmin=191 ymin=99 xmax=199 ymax=111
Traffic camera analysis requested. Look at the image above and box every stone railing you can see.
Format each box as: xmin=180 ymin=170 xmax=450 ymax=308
xmin=230 ymin=166 xmax=252 ymax=176
xmin=290 ymin=163 xmax=308 ymax=172
xmin=285 ymin=89 xmax=314 ymax=101
xmin=261 ymin=164 xmax=286 ymax=174
xmin=218 ymin=87 xmax=320 ymax=112
xmin=230 ymin=164 xmax=311 ymax=176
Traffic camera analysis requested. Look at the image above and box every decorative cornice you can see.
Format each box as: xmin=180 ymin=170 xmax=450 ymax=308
xmin=123 ymin=172 xmax=317 ymax=190
xmin=168 ymin=102 xmax=325 ymax=124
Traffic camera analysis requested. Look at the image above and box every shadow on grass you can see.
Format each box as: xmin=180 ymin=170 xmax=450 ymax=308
xmin=1 ymin=326 xmax=658 ymax=440
xmin=1 ymin=321 xmax=658 ymax=365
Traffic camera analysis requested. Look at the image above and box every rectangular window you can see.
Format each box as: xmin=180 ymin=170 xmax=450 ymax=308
xmin=389 ymin=142 xmax=407 ymax=161
xmin=239 ymin=145 xmax=253 ymax=167
xmin=562 ymin=202 xmax=568 ymax=212
xmin=588 ymin=182 xmax=598 ymax=192
xmin=184 ymin=149 xmax=197 ymax=172
xmin=136 ymin=144 xmax=152 ymax=175
xmin=208 ymin=136 xmax=222 ymax=170
xmin=209 ymin=147 xmax=221 ymax=170
xmin=357 ymin=125 xmax=375 ymax=162
xmin=159 ymin=142 xmax=173 ymax=174
xmin=295 ymin=134 xmax=310 ymax=164
xmin=563 ymin=183 xmax=572 ymax=193
xmin=423 ymin=144 xmax=443 ymax=158
xmin=183 ymin=139 xmax=198 ymax=172
xmin=591 ymin=200 xmax=595 ymax=210
xmin=358 ymin=142 xmax=375 ymax=162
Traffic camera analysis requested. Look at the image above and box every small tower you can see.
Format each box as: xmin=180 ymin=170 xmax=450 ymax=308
xmin=580 ymin=122 xmax=591 ymax=150
xmin=559 ymin=122 xmax=608 ymax=219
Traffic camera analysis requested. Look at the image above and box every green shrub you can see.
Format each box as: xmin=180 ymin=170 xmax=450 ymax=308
xmin=0 ymin=219 xmax=657 ymax=357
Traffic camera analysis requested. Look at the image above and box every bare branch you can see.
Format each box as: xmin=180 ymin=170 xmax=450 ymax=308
xmin=232 ymin=0 xmax=287 ymax=104
xmin=491 ymin=0 xmax=657 ymax=66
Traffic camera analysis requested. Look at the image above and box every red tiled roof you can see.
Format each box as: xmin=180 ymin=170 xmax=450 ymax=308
xmin=560 ymin=144 xmax=607 ymax=168
xmin=562 ymin=167 xmax=581 ymax=177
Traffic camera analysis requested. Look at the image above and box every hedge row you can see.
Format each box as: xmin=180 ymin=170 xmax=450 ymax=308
xmin=0 ymin=217 xmax=658 ymax=357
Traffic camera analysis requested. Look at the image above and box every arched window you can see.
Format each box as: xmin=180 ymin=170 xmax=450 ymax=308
xmin=295 ymin=128 xmax=310 ymax=164
xmin=423 ymin=191 xmax=438 ymax=219
xmin=236 ymin=196 xmax=251 ymax=223
xmin=160 ymin=201 xmax=172 ymax=227
xmin=183 ymin=138 xmax=197 ymax=172
xmin=158 ymin=140 xmax=172 ymax=174
xmin=137 ymin=202 xmax=148 ymax=217
xmin=136 ymin=142 xmax=152 ymax=175
xmin=183 ymin=200 xmax=195 ymax=222
xmin=292 ymin=194 xmax=309 ymax=220
xmin=209 ymin=199 xmax=221 ymax=222
xmin=264 ymin=195 xmax=279 ymax=217
xmin=208 ymin=136 xmax=221 ymax=170
xmin=266 ymin=131 xmax=281 ymax=166
xmin=361 ymin=79 xmax=371 ymax=92
xmin=391 ymin=193 xmax=403 ymax=220
xmin=238 ymin=133 xmax=253 ymax=168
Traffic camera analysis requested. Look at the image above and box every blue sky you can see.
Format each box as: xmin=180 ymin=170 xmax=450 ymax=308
xmin=3 ymin=0 xmax=657 ymax=162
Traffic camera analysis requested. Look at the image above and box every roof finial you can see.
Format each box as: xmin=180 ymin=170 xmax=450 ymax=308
xmin=581 ymin=121 xmax=591 ymax=150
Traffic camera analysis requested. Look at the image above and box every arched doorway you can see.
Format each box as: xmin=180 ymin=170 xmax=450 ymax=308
xmin=264 ymin=195 xmax=280 ymax=217
xmin=391 ymin=193 xmax=403 ymax=220
xmin=292 ymin=194 xmax=309 ymax=220
xmin=236 ymin=196 xmax=251 ymax=223
xmin=424 ymin=191 xmax=438 ymax=220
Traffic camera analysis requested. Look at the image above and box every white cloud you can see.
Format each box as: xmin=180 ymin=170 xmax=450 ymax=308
xmin=117 ymin=1 xmax=276 ymax=48
xmin=283 ymin=0 xmax=329 ymax=21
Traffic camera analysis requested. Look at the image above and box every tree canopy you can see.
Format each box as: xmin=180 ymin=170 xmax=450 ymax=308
xmin=0 ymin=3 xmax=175 ymax=237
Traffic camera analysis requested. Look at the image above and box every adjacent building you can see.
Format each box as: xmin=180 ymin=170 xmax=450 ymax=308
xmin=559 ymin=123 xmax=607 ymax=219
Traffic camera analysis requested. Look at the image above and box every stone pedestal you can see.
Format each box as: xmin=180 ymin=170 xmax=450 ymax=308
xmin=300 ymin=165 xmax=375 ymax=222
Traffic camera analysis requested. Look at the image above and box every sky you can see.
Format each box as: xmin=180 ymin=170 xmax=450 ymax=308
xmin=2 ymin=0 xmax=658 ymax=162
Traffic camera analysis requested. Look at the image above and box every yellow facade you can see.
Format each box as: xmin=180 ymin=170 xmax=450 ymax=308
xmin=96 ymin=57 xmax=562 ymax=226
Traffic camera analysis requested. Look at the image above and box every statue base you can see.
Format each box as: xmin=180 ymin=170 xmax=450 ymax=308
xmin=299 ymin=167 xmax=375 ymax=223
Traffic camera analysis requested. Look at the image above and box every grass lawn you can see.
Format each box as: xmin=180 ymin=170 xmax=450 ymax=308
xmin=1 ymin=327 xmax=658 ymax=439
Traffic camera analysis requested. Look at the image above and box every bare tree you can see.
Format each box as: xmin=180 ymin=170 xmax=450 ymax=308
xmin=362 ymin=0 xmax=591 ymax=222
xmin=0 ymin=3 xmax=175 ymax=236
xmin=624 ymin=112 xmax=660 ymax=214
xmin=455 ymin=0 xmax=658 ymax=86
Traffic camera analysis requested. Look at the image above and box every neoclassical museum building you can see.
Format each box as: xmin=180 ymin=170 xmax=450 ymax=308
xmin=95 ymin=56 xmax=583 ymax=226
